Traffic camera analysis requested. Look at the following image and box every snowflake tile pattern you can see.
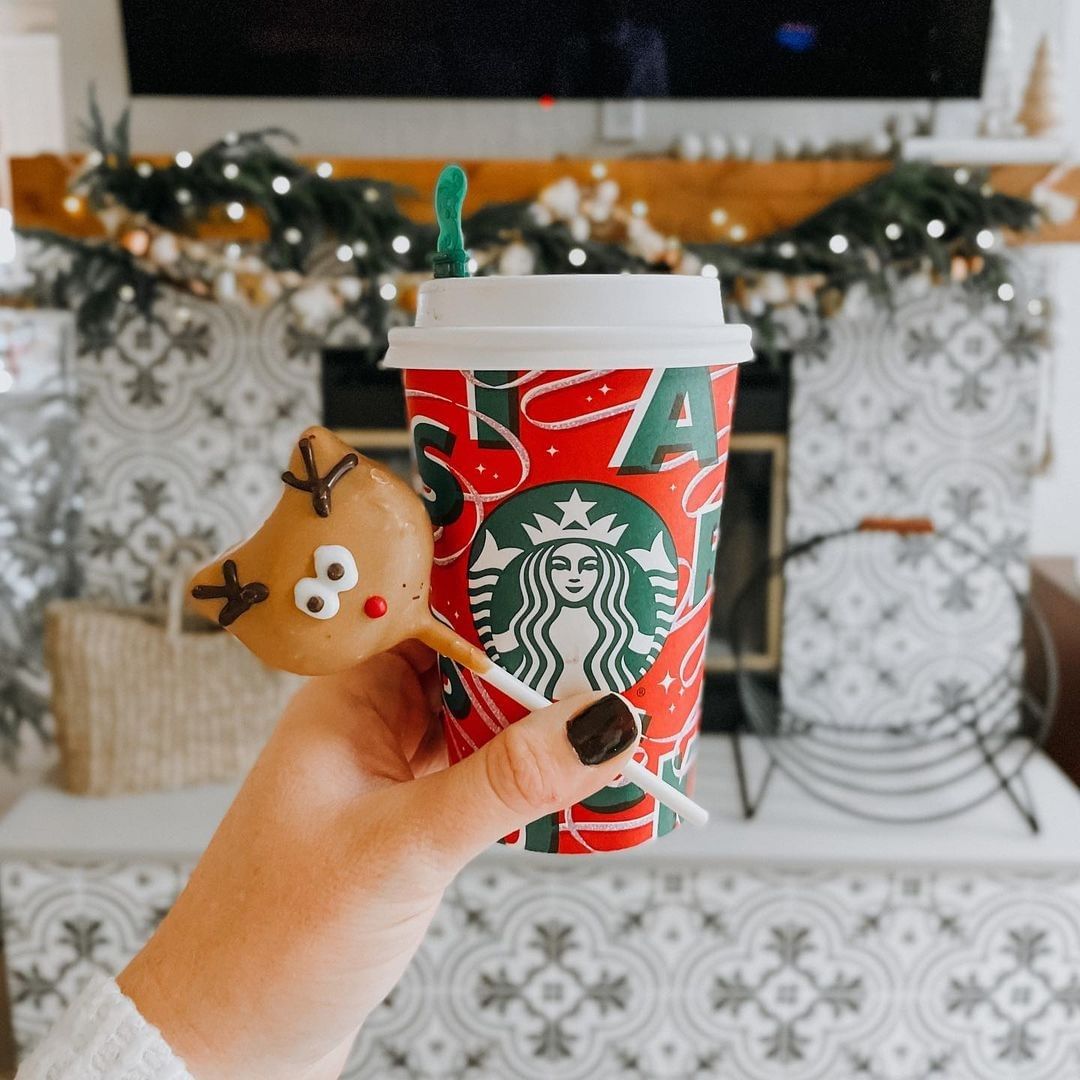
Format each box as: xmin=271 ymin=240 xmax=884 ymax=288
xmin=7 ymin=859 xmax=1080 ymax=1079
xmin=73 ymin=295 xmax=322 ymax=605
xmin=779 ymin=278 xmax=1046 ymax=779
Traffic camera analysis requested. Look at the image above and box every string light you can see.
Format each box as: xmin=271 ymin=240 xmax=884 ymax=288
xmin=590 ymin=162 xmax=607 ymax=179
xmin=176 ymin=189 xmax=192 ymax=205
xmin=997 ymin=283 xmax=1014 ymax=302
xmin=568 ymin=247 xmax=587 ymax=266
xmin=284 ymin=227 xmax=303 ymax=245
xmin=136 ymin=163 xmax=153 ymax=178
xmin=61 ymin=195 xmax=82 ymax=215
xmin=271 ymin=176 xmax=291 ymax=195
xmin=118 ymin=284 xmax=135 ymax=302
xmin=631 ymin=200 xmax=648 ymax=217
xmin=352 ymin=240 xmax=369 ymax=257
xmin=391 ymin=234 xmax=411 ymax=254
xmin=225 ymin=201 xmax=244 ymax=220
xmin=926 ymin=219 xmax=946 ymax=238
xmin=828 ymin=234 xmax=849 ymax=254
xmin=363 ymin=187 xmax=380 ymax=203
xmin=710 ymin=208 xmax=728 ymax=226
xmin=777 ymin=241 xmax=797 ymax=258
xmin=885 ymin=222 xmax=902 ymax=240
xmin=954 ymin=167 xmax=971 ymax=184
xmin=336 ymin=244 xmax=353 ymax=262
xmin=122 ymin=228 xmax=150 ymax=257
xmin=700 ymin=263 xmax=719 ymax=278
xmin=225 ymin=242 xmax=241 ymax=260
xmin=975 ymin=229 xmax=995 ymax=250
xmin=1027 ymin=298 xmax=1045 ymax=316
xmin=175 ymin=150 xmax=193 ymax=168
xmin=980 ymin=183 xmax=994 ymax=197
xmin=729 ymin=224 xmax=747 ymax=241
xmin=86 ymin=150 xmax=103 ymax=167
xmin=316 ymin=161 xmax=334 ymax=178
xmin=379 ymin=282 xmax=398 ymax=301
xmin=222 ymin=163 xmax=240 ymax=180
xmin=224 ymin=131 xmax=239 ymax=146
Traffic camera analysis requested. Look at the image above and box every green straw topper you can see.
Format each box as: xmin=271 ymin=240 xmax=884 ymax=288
xmin=432 ymin=163 xmax=470 ymax=279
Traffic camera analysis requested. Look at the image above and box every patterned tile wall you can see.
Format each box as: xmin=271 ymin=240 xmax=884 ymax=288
xmin=776 ymin=278 xmax=1047 ymax=816
xmin=5 ymin=857 xmax=1080 ymax=1080
xmin=74 ymin=295 xmax=322 ymax=605
xmin=0 ymin=262 xmax=395 ymax=770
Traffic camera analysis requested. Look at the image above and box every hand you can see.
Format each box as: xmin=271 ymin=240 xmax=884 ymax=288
xmin=117 ymin=642 xmax=640 ymax=1080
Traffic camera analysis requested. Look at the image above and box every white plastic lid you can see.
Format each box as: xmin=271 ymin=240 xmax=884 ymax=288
xmin=383 ymin=275 xmax=753 ymax=371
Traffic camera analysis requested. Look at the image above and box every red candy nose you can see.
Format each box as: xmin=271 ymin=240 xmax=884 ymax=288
xmin=364 ymin=595 xmax=388 ymax=619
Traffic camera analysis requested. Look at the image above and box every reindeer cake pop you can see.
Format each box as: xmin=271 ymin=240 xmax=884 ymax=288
xmin=188 ymin=426 xmax=489 ymax=678
xmin=189 ymin=425 xmax=708 ymax=826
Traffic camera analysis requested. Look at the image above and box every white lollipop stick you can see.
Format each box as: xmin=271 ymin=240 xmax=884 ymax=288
xmin=479 ymin=663 xmax=709 ymax=827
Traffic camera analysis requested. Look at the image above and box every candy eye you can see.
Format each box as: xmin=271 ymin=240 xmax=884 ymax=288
xmin=295 ymin=578 xmax=340 ymax=620
xmin=314 ymin=545 xmax=358 ymax=591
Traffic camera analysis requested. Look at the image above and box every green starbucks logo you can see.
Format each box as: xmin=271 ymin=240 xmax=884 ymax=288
xmin=469 ymin=482 xmax=678 ymax=699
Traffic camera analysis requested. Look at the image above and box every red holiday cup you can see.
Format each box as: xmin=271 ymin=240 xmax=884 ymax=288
xmin=384 ymin=275 xmax=752 ymax=853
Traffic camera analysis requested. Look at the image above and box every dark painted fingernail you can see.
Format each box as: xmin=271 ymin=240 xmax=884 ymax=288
xmin=566 ymin=694 xmax=639 ymax=766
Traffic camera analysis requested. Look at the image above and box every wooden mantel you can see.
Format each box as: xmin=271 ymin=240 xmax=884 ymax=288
xmin=12 ymin=156 xmax=1080 ymax=245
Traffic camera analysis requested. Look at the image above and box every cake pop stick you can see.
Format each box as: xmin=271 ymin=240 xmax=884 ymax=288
xmin=189 ymin=426 xmax=708 ymax=827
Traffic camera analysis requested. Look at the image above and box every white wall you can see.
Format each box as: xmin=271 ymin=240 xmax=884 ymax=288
xmin=1032 ymin=246 xmax=1080 ymax=557
xmin=1027 ymin=0 xmax=1080 ymax=558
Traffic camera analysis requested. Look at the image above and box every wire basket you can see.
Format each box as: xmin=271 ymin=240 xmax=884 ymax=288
xmin=728 ymin=518 xmax=1059 ymax=832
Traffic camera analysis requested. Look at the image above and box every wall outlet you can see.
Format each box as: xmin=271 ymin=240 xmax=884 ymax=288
xmin=599 ymin=99 xmax=645 ymax=143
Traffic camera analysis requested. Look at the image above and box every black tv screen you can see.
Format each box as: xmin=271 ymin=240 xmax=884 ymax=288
xmin=121 ymin=1 xmax=991 ymax=99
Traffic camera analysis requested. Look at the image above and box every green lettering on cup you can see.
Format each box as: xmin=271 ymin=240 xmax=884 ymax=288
xmin=656 ymin=752 xmax=687 ymax=837
xmin=470 ymin=370 xmax=519 ymax=449
xmin=609 ymin=367 xmax=719 ymax=474
xmin=411 ymin=417 xmax=464 ymax=527
xmin=691 ymin=504 xmax=723 ymax=607
xmin=438 ymin=652 xmax=471 ymax=720
xmin=581 ymin=781 xmax=646 ymax=814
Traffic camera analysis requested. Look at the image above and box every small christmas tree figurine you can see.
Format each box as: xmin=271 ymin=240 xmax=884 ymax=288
xmin=1016 ymin=34 xmax=1062 ymax=137
xmin=979 ymin=1 xmax=1019 ymax=137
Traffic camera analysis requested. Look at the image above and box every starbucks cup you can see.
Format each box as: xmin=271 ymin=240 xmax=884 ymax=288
xmin=384 ymin=275 xmax=752 ymax=854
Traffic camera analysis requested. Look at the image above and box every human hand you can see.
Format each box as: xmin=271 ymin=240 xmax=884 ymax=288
xmin=117 ymin=642 xmax=640 ymax=1079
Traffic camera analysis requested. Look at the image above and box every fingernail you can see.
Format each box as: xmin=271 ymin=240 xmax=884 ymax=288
xmin=566 ymin=694 xmax=639 ymax=766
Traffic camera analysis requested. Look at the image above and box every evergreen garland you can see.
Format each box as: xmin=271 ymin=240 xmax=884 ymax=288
xmin=13 ymin=100 xmax=1043 ymax=359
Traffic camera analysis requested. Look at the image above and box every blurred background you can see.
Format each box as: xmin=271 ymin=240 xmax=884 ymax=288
xmin=0 ymin=1 xmax=1078 ymax=1077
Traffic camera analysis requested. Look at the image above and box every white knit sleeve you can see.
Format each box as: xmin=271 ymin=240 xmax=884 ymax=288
xmin=16 ymin=972 xmax=192 ymax=1080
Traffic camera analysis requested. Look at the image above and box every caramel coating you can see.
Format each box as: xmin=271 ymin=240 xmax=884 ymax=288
xmin=188 ymin=427 xmax=436 ymax=677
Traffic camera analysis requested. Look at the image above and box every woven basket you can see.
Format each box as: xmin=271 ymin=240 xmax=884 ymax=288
xmin=45 ymin=587 xmax=303 ymax=796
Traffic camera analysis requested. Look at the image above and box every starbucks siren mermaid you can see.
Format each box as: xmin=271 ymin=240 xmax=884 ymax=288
xmin=471 ymin=488 xmax=678 ymax=700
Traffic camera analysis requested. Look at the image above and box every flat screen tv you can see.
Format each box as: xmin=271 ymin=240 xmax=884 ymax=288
xmin=121 ymin=0 xmax=991 ymax=100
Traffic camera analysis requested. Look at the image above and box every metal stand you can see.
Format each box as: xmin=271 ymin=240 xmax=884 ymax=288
xmin=726 ymin=522 xmax=1060 ymax=832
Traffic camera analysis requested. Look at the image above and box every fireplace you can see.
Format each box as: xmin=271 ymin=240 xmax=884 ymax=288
xmin=324 ymin=347 xmax=790 ymax=734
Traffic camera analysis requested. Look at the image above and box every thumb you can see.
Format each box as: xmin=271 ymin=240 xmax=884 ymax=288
xmin=409 ymin=692 xmax=640 ymax=872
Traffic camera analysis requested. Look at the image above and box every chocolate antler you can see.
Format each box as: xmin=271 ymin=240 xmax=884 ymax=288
xmin=191 ymin=559 xmax=269 ymax=627
xmin=281 ymin=436 xmax=358 ymax=517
